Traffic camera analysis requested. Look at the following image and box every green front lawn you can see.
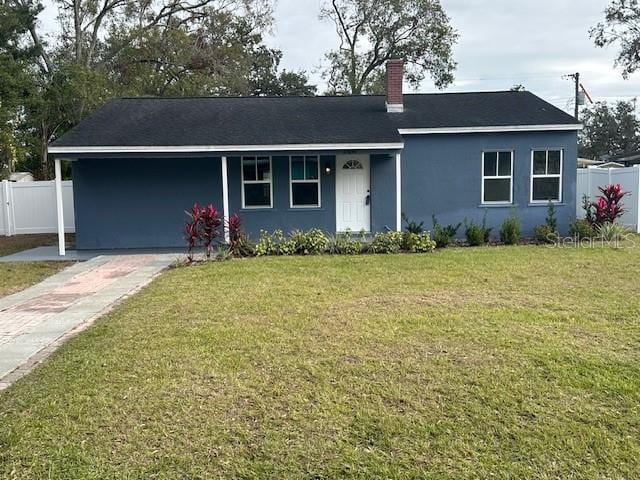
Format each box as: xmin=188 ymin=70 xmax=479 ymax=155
xmin=0 ymin=262 xmax=70 ymax=298
xmin=0 ymin=233 xmax=67 ymax=257
xmin=0 ymin=234 xmax=74 ymax=297
xmin=1 ymin=245 xmax=639 ymax=478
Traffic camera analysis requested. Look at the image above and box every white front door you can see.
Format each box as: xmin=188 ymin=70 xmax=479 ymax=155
xmin=336 ymin=154 xmax=371 ymax=232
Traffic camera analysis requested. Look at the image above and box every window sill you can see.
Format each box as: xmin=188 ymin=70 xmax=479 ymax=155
xmin=289 ymin=207 xmax=324 ymax=212
xmin=528 ymin=202 xmax=565 ymax=207
xmin=240 ymin=207 xmax=274 ymax=211
xmin=478 ymin=203 xmax=515 ymax=208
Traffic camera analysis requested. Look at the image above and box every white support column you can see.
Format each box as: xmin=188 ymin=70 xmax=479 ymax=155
xmin=395 ymin=152 xmax=402 ymax=231
xmin=221 ymin=156 xmax=230 ymax=243
xmin=1 ymin=180 xmax=12 ymax=237
xmin=54 ymin=158 xmax=66 ymax=256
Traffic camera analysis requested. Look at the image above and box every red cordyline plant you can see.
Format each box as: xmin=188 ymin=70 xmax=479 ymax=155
xmin=183 ymin=203 xmax=222 ymax=262
xmin=590 ymin=184 xmax=629 ymax=226
xmin=227 ymin=213 xmax=251 ymax=256
xmin=184 ymin=203 xmax=203 ymax=263
xmin=201 ymin=204 xmax=222 ymax=259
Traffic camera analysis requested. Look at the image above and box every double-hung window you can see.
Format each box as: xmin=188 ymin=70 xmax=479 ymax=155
xmin=242 ymin=156 xmax=272 ymax=208
xmin=290 ymin=155 xmax=320 ymax=208
xmin=531 ymin=149 xmax=562 ymax=202
xmin=482 ymin=151 xmax=513 ymax=204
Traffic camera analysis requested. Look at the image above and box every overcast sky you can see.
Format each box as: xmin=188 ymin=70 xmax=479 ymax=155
xmin=39 ymin=0 xmax=638 ymax=115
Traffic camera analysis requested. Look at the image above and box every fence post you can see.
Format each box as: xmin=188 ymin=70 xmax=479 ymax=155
xmin=637 ymin=166 xmax=640 ymax=233
xmin=1 ymin=180 xmax=12 ymax=237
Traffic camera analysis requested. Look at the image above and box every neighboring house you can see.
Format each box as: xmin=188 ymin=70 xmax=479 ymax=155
xmin=578 ymin=158 xmax=603 ymax=168
xmin=49 ymin=60 xmax=581 ymax=252
xmin=596 ymin=162 xmax=626 ymax=169
xmin=603 ymin=150 xmax=640 ymax=167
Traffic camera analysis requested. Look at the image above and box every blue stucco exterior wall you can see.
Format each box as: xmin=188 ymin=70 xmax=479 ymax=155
xmin=400 ymin=131 xmax=578 ymax=238
xmin=227 ymin=155 xmax=337 ymax=238
xmin=70 ymin=131 xmax=577 ymax=249
xmin=370 ymin=154 xmax=398 ymax=232
xmin=72 ymin=156 xmax=223 ymax=249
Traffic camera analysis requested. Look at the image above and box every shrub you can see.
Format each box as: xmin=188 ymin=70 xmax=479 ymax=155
xmin=596 ymin=222 xmax=631 ymax=242
xmin=569 ymin=219 xmax=595 ymax=239
xmin=227 ymin=214 xmax=254 ymax=257
xmin=499 ymin=214 xmax=521 ymax=245
xmin=431 ymin=215 xmax=461 ymax=248
xmin=534 ymin=224 xmax=557 ymax=244
xmin=274 ymin=230 xmax=297 ymax=256
xmin=465 ymin=221 xmax=485 ymax=246
xmin=591 ymin=184 xmax=628 ymax=226
xmin=290 ymin=229 xmax=329 ymax=255
xmin=370 ymin=231 xmax=403 ymax=253
xmin=402 ymin=232 xmax=436 ymax=253
xmin=255 ymin=229 xmax=328 ymax=256
xmin=329 ymin=229 xmax=365 ymax=255
xmin=581 ymin=194 xmax=595 ymax=224
xmin=544 ymin=201 xmax=557 ymax=232
xmin=255 ymin=230 xmax=296 ymax=256
xmin=401 ymin=213 xmax=424 ymax=234
xmin=464 ymin=213 xmax=491 ymax=246
xmin=533 ymin=201 xmax=560 ymax=244
xmin=255 ymin=230 xmax=277 ymax=256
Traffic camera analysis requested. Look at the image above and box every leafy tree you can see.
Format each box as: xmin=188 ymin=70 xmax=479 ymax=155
xmin=2 ymin=0 xmax=316 ymax=178
xmin=321 ymin=0 xmax=457 ymax=94
xmin=0 ymin=0 xmax=41 ymax=178
xmin=249 ymin=49 xmax=317 ymax=96
xmin=107 ymin=12 xmax=316 ymax=97
xmin=591 ymin=0 xmax=640 ymax=78
xmin=579 ymin=100 xmax=640 ymax=159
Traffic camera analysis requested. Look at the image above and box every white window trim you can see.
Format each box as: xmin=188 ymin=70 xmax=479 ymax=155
xmin=530 ymin=149 xmax=563 ymax=204
xmin=289 ymin=155 xmax=321 ymax=209
xmin=241 ymin=155 xmax=273 ymax=209
xmin=481 ymin=150 xmax=514 ymax=205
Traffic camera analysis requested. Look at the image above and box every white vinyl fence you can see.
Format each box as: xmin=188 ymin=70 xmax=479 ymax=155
xmin=0 ymin=180 xmax=75 ymax=236
xmin=577 ymin=166 xmax=640 ymax=233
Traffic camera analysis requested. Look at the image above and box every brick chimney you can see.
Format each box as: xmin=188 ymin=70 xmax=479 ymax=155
xmin=385 ymin=59 xmax=404 ymax=113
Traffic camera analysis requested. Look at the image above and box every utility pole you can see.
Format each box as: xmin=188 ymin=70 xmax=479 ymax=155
xmin=570 ymin=72 xmax=580 ymax=120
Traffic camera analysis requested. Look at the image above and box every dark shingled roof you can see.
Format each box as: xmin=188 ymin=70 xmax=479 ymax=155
xmin=51 ymin=91 xmax=579 ymax=148
xmin=393 ymin=91 xmax=579 ymax=129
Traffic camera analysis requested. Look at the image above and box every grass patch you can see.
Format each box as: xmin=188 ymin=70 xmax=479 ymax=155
xmin=0 ymin=262 xmax=70 ymax=298
xmin=1 ymin=244 xmax=639 ymax=478
xmin=0 ymin=233 xmax=73 ymax=257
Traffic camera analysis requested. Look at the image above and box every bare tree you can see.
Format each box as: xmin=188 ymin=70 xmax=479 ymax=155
xmin=320 ymin=0 xmax=457 ymax=94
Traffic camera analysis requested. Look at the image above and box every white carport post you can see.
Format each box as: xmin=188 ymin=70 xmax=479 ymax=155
xmin=54 ymin=158 xmax=66 ymax=256
xmin=395 ymin=152 xmax=402 ymax=231
xmin=221 ymin=156 xmax=230 ymax=243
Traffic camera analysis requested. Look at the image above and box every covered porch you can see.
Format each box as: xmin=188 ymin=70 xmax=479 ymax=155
xmin=51 ymin=147 xmax=403 ymax=253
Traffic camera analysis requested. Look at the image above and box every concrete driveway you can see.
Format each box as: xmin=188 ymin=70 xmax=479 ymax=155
xmin=0 ymin=254 xmax=175 ymax=390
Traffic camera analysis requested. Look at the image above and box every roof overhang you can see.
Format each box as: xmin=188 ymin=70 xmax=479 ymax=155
xmin=48 ymin=142 xmax=404 ymax=155
xmin=397 ymin=124 xmax=583 ymax=135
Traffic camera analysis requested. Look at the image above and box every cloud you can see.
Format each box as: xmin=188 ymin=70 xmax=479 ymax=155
xmin=268 ymin=0 xmax=637 ymax=112
xmin=38 ymin=0 xmax=637 ymax=113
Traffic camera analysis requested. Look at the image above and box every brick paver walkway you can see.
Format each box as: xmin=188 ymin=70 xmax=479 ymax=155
xmin=0 ymin=254 xmax=174 ymax=390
